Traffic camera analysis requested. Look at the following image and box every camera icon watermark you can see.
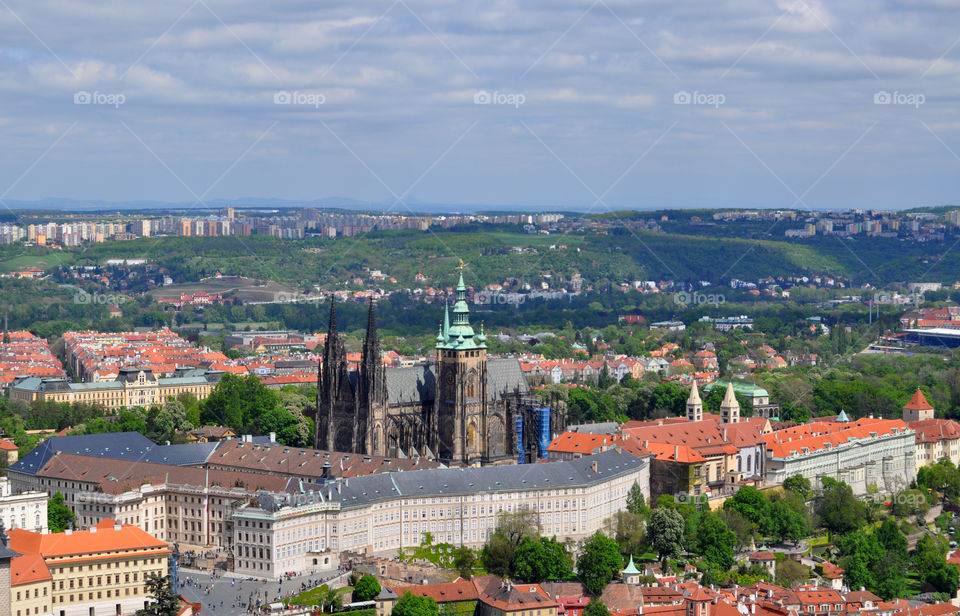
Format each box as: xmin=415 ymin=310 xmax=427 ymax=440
xmin=873 ymin=91 xmax=925 ymax=108
xmin=74 ymin=291 xmax=128 ymax=305
xmin=673 ymin=291 xmax=725 ymax=307
xmin=274 ymin=90 xmax=325 ymax=108
xmin=474 ymin=291 xmax=525 ymax=306
xmin=474 ymin=90 xmax=526 ymax=109
xmin=674 ymin=492 xmax=708 ymax=506
xmin=74 ymin=91 xmax=126 ymax=109
xmin=673 ymin=90 xmax=725 ymax=108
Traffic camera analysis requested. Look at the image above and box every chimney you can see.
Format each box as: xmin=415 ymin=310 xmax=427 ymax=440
xmin=591 ymin=461 xmax=598 ymax=473
xmin=89 ymin=526 xmax=97 ymax=533
xmin=643 ymin=440 xmax=649 ymax=449
xmin=64 ymin=529 xmax=72 ymax=535
xmin=674 ymin=445 xmax=679 ymax=459
xmin=114 ymin=523 xmax=121 ymax=531
xmin=269 ymin=432 xmax=276 ymax=442
xmin=722 ymin=428 xmax=728 ymax=441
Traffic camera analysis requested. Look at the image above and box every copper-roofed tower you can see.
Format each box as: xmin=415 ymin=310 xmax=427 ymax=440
xmin=686 ymin=381 xmax=703 ymax=422
xmin=720 ymin=381 xmax=740 ymax=424
xmin=902 ymin=387 xmax=934 ymax=422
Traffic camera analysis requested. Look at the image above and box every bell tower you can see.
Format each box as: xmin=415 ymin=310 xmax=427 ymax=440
xmin=433 ymin=262 xmax=488 ymax=465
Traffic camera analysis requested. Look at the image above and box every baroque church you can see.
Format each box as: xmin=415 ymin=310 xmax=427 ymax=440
xmin=314 ymin=269 xmax=565 ymax=466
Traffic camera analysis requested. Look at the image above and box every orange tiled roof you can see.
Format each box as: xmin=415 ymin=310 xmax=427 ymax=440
xmin=11 ymin=553 xmax=51 ymax=586
xmin=904 ymin=388 xmax=934 ymax=411
xmin=9 ymin=519 xmax=170 ymax=561
xmin=548 ymin=432 xmax=611 ymax=454
xmin=393 ymin=578 xmax=478 ymax=603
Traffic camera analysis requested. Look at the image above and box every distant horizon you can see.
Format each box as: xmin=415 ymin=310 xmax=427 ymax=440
xmin=2 ymin=197 xmax=958 ymax=217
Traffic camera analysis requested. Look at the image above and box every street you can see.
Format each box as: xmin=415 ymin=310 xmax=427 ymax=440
xmin=177 ymin=567 xmax=347 ymax=615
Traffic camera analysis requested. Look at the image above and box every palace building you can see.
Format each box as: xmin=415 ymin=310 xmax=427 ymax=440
xmin=315 ymin=268 xmax=565 ymax=466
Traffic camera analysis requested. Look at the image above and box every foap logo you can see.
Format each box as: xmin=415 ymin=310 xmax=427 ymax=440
xmin=874 ymin=90 xmax=925 ymax=108
xmin=674 ymin=291 xmax=725 ymax=307
xmin=674 ymin=492 xmax=708 ymax=506
xmin=673 ymin=90 xmax=725 ymax=108
xmin=272 ymin=291 xmax=324 ymax=305
xmin=474 ymin=292 xmax=525 ymax=306
xmin=274 ymin=90 xmax=325 ymax=108
xmin=474 ymin=90 xmax=526 ymax=108
xmin=74 ymin=90 xmax=126 ymax=108
xmin=76 ymin=492 xmax=115 ymax=505
xmin=74 ymin=291 xmax=128 ymax=305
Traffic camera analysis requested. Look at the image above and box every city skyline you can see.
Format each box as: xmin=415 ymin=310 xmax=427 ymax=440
xmin=0 ymin=1 xmax=959 ymax=210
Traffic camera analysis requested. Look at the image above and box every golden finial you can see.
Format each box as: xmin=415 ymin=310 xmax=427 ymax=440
xmin=457 ymin=258 xmax=465 ymax=271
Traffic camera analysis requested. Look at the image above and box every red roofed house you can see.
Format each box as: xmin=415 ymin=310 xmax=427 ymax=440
xmin=473 ymin=576 xmax=558 ymax=616
xmin=901 ymin=389 xmax=960 ymax=469
xmin=817 ymin=562 xmax=844 ymax=590
xmin=547 ymin=432 xmax=612 ymax=461
xmin=11 ymin=552 xmax=51 ymax=616
xmin=748 ymin=551 xmax=777 ymax=579
xmin=903 ymin=388 xmax=935 ymax=422
xmin=8 ymin=518 xmax=172 ymax=616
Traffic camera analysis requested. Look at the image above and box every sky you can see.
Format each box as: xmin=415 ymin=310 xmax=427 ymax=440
xmin=1 ymin=0 xmax=959 ymax=211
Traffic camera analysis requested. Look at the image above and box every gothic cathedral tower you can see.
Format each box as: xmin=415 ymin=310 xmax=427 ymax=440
xmin=433 ymin=266 xmax=488 ymax=466
xmin=359 ymin=298 xmax=387 ymax=455
xmin=316 ymin=298 xmax=359 ymax=452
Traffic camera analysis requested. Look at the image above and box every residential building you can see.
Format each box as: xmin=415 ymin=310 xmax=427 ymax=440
xmin=230 ymin=449 xmax=648 ymax=577
xmin=763 ymin=418 xmax=915 ymax=494
xmin=8 ymin=519 xmax=171 ymax=616
xmin=9 ymin=368 xmax=224 ymax=411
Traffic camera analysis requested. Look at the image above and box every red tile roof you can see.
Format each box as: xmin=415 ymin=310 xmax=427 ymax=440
xmin=11 ymin=553 xmax=51 ymax=586
xmin=9 ymin=519 xmax=170 ymax=561
xmin=904 ymin=388 xmax=934 ymax=411
xmin=394 ymin=578 xmax=479 ymax=603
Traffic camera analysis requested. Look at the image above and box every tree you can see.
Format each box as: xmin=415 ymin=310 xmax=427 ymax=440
xmin=354 ymin=575 xmax=381 ymax=602
xmin=481 ymin=535 xmax=516 ymax=578
xmin=694 ymin=513 xmax=736 ymax=570
xmin=452 ymin=547 xmax=477 ymax=580
xmin=648 ymin=508 xmax=684 ymax=571
xmin=775 ymin=558 xmax=810 ymax=587
xmin=724 ymin=486 xmax=768 ymax=528
xmin=494 ymin=509 xmax=541 ymax=545
xmin=392 ymin=592 xmax=439 ymax=616
xmin=512 ymin=537 xmax=572 ymax=583
xmin=875 ymin=518 xmax=908 ymax=563
xmin=584 ymin=599 xmax=610 ymax=616
xmin=136 ymin=574 xmax=178 ymax=616
xmin=603 ymin=511 xmax=646 ymax=557
xmin=48 ymin=492 xmax=75 ymax=533
xmin=718 ymin=508 xmax=757 ymax=551
xmin=626 ymin=482 xmax=647 ymax=516
xmin=816 ymin=479 xmax=866 ymax=536
xmin=926 ymin=563 xmax=960 ymax=595
xmin=576 ymin=532 xmax=622 ymax=596
xmin=767 ymin=500 xmax=808 ymax=543
xmin=783 ymin=475 xmax=811 ymax=499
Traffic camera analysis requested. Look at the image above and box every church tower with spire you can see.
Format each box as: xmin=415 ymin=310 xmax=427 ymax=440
xmin=686 ymin=381 xmax=703 ymax=422
xmin=359 ymin=298 xmax=387 ymax=454
xmin=720 ymin=381 xmax=740 ymax=424
xmin=316 ymin=297 xmax=359 ymax=451
xmin=433 ymin=263 xmax=493 ymax=465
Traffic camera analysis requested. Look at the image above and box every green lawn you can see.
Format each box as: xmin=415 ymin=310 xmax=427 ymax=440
xmin=287 ymin=585 xmax=353 ymax=607
xmin=0 ymin=252 xmax=73 ymax=271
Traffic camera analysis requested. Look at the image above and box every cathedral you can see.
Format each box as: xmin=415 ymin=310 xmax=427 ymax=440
xmin=314 ymin=268 xmax=565 ymax=466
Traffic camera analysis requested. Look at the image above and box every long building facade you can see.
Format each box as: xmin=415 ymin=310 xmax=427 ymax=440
xmin=9 ymin=367 xmax=222 ymax=410
xmin=232 ymin=449 xmax=649 ymax=576
xmin=316 ymin=270 xmax=565 ymax=466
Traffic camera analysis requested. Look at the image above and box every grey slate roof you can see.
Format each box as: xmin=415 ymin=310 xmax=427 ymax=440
xmin=9 ymin=432 xmax=237 ymax=476
xmin=9 ymin=432 xmax=157 ymax=476
xmin=385 ymin=358 xmax=527 ymax=406
xmin=303 ymin=448 xmax=646 ymax=510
